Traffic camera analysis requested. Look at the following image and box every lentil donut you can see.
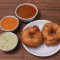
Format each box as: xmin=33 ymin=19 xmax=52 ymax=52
xmin=42 ymin=22 xmax=60 ymax=46
xmin=21 ymin=25 xmax=43 ymax=48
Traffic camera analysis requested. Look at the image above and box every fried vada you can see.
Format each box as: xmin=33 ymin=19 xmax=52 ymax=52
xmin=21 ymin=25 xmax=43 ymax=48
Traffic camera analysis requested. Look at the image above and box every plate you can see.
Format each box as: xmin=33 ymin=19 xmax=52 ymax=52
xmin=22 ymin=20 xmax=60 ymax=57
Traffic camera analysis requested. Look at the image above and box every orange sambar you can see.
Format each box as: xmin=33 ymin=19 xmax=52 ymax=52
xmin=17 ymin=5 xmax=37 ymax=19
xmin=1 ymin=17 xmax=18 ymax=30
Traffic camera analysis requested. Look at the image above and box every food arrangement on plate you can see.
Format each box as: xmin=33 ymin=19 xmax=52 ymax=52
xmin=21 ymin=22 xmax=60 ymax=47
xmin=0 ymin=3 xmax=60 ymax=57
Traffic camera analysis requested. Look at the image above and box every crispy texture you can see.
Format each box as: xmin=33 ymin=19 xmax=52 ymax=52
xmin=21 ymin=25 xmax=43 ymax=48
xmin=42 ymin=22 xmax=60 ymax=46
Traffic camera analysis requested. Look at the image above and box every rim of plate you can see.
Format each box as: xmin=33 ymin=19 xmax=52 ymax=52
xmin=22 ymin=43 xmax=60 ymax=57
xmin=22 ymin=20 xmax=60 ymax=57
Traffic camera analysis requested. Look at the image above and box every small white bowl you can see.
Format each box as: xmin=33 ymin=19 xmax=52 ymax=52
xmin=0 ymin=32 xmax=18 ymax=52
xmin=15 ymin=3 xmax=38 ymax=22
xmin=0 ymin=16 xmax=19 ymax=32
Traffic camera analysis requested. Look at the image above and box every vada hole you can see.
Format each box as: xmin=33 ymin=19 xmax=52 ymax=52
xmin=45 ymin=37 xmax=47 ymax=40
xmin=46 ymin=25 xmax=48 ymax=27
xmin=52 ymin=31 xmax=55 ymax=35
xmin=30 ymin=33 xmax=33 ymax=38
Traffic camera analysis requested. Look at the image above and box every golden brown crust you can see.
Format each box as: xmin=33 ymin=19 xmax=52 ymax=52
xmin=21 ymin=25 xmax=43 ymax=48
xmin=42 ymin=22 xmax=60 ymax=46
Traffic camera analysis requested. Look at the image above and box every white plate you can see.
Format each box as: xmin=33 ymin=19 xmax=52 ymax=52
xmin=22 ymin=20 xmax=60 ymax=57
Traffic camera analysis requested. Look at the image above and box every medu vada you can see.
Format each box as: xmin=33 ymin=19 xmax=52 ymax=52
xmin=42 ymin=22 xmax=60 ymax=46
xmin=21 ymin=25 xmax=43 ymax=48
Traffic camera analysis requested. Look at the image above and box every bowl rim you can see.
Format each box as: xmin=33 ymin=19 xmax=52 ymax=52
xmin=15 ymin=3 xmax=38 ymax=20
xmin=0 ymin=16 xmax=19 ymax=31
xmin=0 ymin=32 xmax=18 ymax=52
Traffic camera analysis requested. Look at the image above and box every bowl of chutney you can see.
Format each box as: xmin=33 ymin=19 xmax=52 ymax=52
xmin=15 ymin=3 xmax=38 ymax=22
